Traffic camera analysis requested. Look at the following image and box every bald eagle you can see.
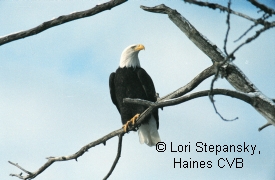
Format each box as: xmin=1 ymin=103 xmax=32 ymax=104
xmin=109 ymin=44 xmax=161 ymax=147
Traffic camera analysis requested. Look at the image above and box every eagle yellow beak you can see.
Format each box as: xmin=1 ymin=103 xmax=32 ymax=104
xmin=135 ymin=44 xmax=145 ymax=51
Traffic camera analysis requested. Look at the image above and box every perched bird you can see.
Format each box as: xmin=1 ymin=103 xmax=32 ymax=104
xmin=109 ymin=44 xmax=161 ymax=147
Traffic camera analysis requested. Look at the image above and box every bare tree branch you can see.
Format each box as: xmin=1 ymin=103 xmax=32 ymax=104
xmin=184 ymin=0 xmax=265 ymax=25
xmin=124 ymin=98 xmax=156 ymax=107
xmin=142 ymin=4 xmax=234 ymax=122
xmin=141 ymin=2 xmax=230 ymax=124
xmin=228 ymin=25 xmax=272 ymax=59
xmin=8 ymin=161 xmax=32 ymax=175
xmin=125 ymin=89 xmax=253 ymax=108
xmin=258 ymin=122 xmax=272 ymax=131
xmin=209 ymin=6 xmax=272 ymax=115
xmin=0 ymin=0 xmax=127 ymax=46
xmin=223 ymin=0 xmax=231 ymax=56
xmin=234 ymin=13 xmax=271 ymax=42
xmin=140 ymin=4 xmax=275 ymax=128
xmin=207 ymin=0 xmax=233 ymax=114
xmin=211 ymin=99 xmax=238 ymax=121
xmin=8 ymin=161 xmax=32 ymax=179
xmin=10 ymin=109 xmax=161 ymax=180
xmin=208 ymin=22 xmax=271 ymax=105
xmin=234 ymin=23 xmax=259 ymax=42
xmin=126 ymin=89 xmax=275 ymax=131
xmin=184 ymin=0 xmax=275 ymax=28
xmin=248 ymin=0 xmax=275 ymax=15
xmin=9 ymin=128 xmax=123 ymax=179
xmin=140 ymin=3 xmax=270 ymax=88
xmin=103 ymin=134 xmax=123 ymax=180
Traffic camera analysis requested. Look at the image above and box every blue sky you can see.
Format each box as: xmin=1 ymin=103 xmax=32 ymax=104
xmin=1 ymin=0 xmax=275 ymax=179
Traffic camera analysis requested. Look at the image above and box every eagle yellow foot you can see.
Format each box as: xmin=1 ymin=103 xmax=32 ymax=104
xmin=123 ymin=114 xmax=140 ymax=132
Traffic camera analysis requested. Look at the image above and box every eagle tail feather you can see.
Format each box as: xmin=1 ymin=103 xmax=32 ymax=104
xmin=138 ymin=115 xmax=161 ymax=147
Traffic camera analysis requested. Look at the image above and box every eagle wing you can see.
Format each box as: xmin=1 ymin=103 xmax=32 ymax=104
xmin=136 ymin=68 xmax=157 ymax=102
xmin=136 ymin=68 xmax=159 ymax=128
xmin=109 ymin=72 xmax=120 ymax=113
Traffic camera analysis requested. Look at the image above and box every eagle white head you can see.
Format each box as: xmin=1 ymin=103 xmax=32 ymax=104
xmin=119 ymin=44 xmax=145 ymax=68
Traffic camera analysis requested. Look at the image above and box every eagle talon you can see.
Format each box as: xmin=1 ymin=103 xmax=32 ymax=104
xmin=123 ymin=121 xmax=130 ymax=132
xmin=123 ymin=114 xmax=140 ymax=132
xmin=131 ymin=114 xmax=140 ymax=125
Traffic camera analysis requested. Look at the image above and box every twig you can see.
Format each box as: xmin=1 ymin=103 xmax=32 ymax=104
xmin=258 ymin=123 xmax=272 ymax=131
xmin=234 ymin=24 xmax=258 ymax=42
xmin=184 ymin=0 xmax=265 ymax=24
xmin=248 ymin=0 xmax=275 ymax=15
xmin=234 ymin=13 xmax=271 ymax=42
xmin=210 ymin=0 xmax=234 ymax=121
xmin=228 ymin=24 xmax=272 ymax=58
xmin=210 ymin=93 xmax=238 ymax=121
xmin=184 ymin=0 xmax=275 ymax=28
xmin=0 ymin=0 xmax=127 ymax=46
xmin=8 ymin=161 xmax=32 ymax=176
xmin=103 ymin=134 xmax=123 ymax=180
xmin=209 ymin=70 xmax=220 ymax=103
xmin=223 ymin=0 xmax=231 ymax=56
